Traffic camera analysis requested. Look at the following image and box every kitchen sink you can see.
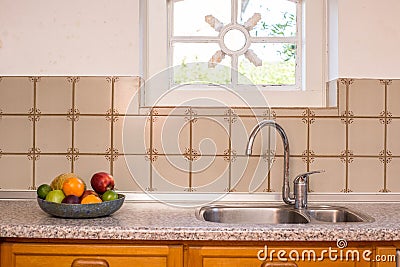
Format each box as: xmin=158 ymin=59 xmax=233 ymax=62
xmin=199 ymin=205 xmax=309 ymax=224
xmin=306 ymin=206 xmax=373 ymax=223
xmin=196 ymin=205 xmax=373 ymax=224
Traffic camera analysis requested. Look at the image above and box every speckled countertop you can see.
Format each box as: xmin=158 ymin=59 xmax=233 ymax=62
xmin=1 ymin=200 xmax=400 ymax=241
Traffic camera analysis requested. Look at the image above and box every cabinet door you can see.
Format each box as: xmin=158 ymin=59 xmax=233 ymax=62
xmin=375 ymin=247 xmax=397 ymax=267
xmin=0 ymin=243 xmax=183 ymax=267
xmin=188 ymin=246 xmax=372 ymax=267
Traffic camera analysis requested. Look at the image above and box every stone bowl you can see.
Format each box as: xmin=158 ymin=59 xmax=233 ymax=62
xmin=37 ymin=194 xmax=125 ymax=218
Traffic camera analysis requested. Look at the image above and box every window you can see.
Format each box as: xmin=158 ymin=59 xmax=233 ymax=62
xmin=140 ymin=0 xmax=327 ymax=107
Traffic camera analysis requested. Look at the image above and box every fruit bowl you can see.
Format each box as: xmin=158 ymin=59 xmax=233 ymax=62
xmin=37 ymin=194 xmax=125 ymax=218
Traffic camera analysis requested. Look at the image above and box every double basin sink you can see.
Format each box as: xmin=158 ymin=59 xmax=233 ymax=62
xmin=197 ymin=204 xmax=374 ymax=224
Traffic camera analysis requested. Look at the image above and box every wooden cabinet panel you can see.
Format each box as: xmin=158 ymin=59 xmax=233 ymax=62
xmin=375 ymin=247 xmax=397 ymax=267
xmin=188 ymin=246 xmax=373 ymax=267
xmin=0 ymin=243 xmax=183 ymax=267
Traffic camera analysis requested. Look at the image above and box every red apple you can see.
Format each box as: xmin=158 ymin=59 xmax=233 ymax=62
xmin=91 ymin=172 xmax=115 ymax=194
xmin=79 ymin=189 xmax=99 ymax=202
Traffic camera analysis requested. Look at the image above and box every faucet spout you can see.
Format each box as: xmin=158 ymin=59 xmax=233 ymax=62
xmin=246 ymin=120 xmax=295 ymax=205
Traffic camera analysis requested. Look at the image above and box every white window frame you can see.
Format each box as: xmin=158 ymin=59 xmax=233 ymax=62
xmin=140 ymin=0 xmax=328 ymax=108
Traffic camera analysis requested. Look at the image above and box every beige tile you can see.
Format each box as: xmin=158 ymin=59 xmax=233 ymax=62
xmin=114 ymin=116 xmax=150 ymax=154
xmin=274 ymin=117 xmax=308 ymax=156
xmin=269 ymin=157 xmax=307 ymax=192
xmin=272 ymin=108 xmax=305 ymax=117
xmin=36 ymin=77 xmax=72 ymax=114
xmin=124 ymin=155 xmax=151 ymax=191
xmin=75 ymin=77 xmax=111 ymax=114
xmin=0 ymin=155 xmax=32 ymax=189
xmin=386 ymin=158 xmax=400 ymax=192
xmin=192 ymin=156 xmax=229 ymax=192
xmin=152 ymin=115 xmax=190 ymax=155
xmin=0 ymin=77 xmax=33 ymax=114
xmin=112 ymin=156 xmax=142 ymax=191
xmin=337 ymin=79 xmax=348 ymax=115
xmin=114 ymin=77 xmax=140 ymax=115
xmin=73 ymin=155 xmax=111 ymax=186
xmin=36 ymin=116 xmax=71 ymax=153
xmin=231 ymin=107 xmax=270 ymax=117
xmin=387 ymin=80 xmax=400 ymax=117
xmin=387 ymin=119 xmax=400 ymax=156
xmin=231 ymin=156 xmax=270 ymax=192
xmin=348 ymin=158 xmax=383 ymax=192
xmin=348 ymin=118 xmax=384 ymax=155
xmin=309 ymin=118 xmax=345 ymax=155
xmin=308 ymin=157 xmax=345 ymax=192
xmin=0 ymin=116 xmax=32 ymax=153
xmin=231 ymin=116 xmax=272 ymax=156
xmin=152 ymin=155 xmax=189 ymax=192
xmin=348 ymin=79 xmax=384 ymax=116
xmin=36 ymin=155 xmax=71 ymax=186
xmin=75 ymin=116 xmax=111 ymax=153
xmin=153 ymin=107 xmax=188 ymax=117
xmin=195 ymin=107 xmax=227 ymax=116
xmin=192 ymin=116 xmax=230 ymax=156
xmin=310 ymin=107 xmax=340 ymax=117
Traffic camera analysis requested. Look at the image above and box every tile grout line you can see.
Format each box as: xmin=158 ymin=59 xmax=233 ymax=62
xmin=383 ymin=80 xmax=389 ymax=192
xmin=188 ymin=109 xmax=193 ymax=191
xmin=110 ymin=77 xmax=115 ymax=175
xmin=71 ymin=78 xmax=77 ymax=173
xmin=227 ymin=110 xmax=232 ymax=192
xmin=149 ymin=108 xmax=154 ymax=190
xmin=267 ymin=117 xmax=272 ymax=192
xmin=31 ymin=77 xmax=38 ymax=190
xmin=306 ymin=108 xmax=311 ymax=191
xmin=345 ymin=80 xmax=350 ymax=192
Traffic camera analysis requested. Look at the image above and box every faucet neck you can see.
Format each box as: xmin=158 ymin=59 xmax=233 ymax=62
xmin=246 ymin=120 xmax=294 ymax=205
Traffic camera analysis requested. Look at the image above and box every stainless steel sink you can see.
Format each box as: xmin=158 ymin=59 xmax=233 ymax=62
xmin=306 ymin=206 xmax=373 ymax=223
xmin=199 ymin=205 xmax=309 ymax=224
xmin=196 ymin=205 xmax=373 ymax=224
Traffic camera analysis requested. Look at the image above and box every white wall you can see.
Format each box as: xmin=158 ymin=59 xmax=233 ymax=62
xmin=1 ymin=0 xmax=399 ymax=79
xmin=0 ymin=0 xmax=139 ymax=75
xmin=332 ymin=0 xmax=400 ymax=79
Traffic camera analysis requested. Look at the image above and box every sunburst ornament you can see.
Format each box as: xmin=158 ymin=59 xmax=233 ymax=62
xmin=205 ymin=13 xmax=263 ymax=68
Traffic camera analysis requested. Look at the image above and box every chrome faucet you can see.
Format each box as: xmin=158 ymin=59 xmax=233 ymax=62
xmin=293 ymin=170 xmax=324 ymax=209
xmin=246 ymin=120 xmax=323 ymax=208
xmin=246 ymin=120 xmax=294 ymax=205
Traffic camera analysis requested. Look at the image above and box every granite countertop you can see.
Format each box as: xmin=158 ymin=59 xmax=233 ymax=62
xmin=1 ymin=200 xmax=399 ymax=241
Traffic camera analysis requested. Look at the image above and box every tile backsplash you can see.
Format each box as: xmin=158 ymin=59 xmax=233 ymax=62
xmin=0 ymin=77 xmax=399 ymax=193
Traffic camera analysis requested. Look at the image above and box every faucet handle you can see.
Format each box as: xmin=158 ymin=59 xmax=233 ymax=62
xmin=293 ymin=170 xmax=325 ymax=209
xmin=294 ymin=170 xmax=325 ymax=183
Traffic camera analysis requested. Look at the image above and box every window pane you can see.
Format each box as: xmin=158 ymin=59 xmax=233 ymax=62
xmin=172 ymin=43 xmax=231 ymax=84
xmin=238 ymin=0 xmax=297 ymax=37
xmin=173 ymin=0 xmax=231 ymax=36
xmin=238 ymin=43 xmax=296 ymax=85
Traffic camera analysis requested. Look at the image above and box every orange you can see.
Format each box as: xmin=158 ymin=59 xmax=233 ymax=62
xmin=81 ymin=194 xmax=102 ymax=204
xmin=62 ymin=177 xmax=85 ymax=197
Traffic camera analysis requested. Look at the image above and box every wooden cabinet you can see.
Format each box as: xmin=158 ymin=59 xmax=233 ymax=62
xmin=188 ymin=245 xmax=380 ymax=267
xmin=1 ymin=241 xmax=397 ymax=267
xmin=0 ymin=243 xmax=183 ymax=267
xmin=375 ymin=247 xmax=397 ymax=267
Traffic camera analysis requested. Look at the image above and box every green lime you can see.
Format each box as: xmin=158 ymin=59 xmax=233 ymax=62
xmin=37 ymin=184 xmax=52 ymax=199
xmin=102 ymin=190 xmax=118 ymax=202
xmin=45 ymin=190 xmax=65 ymax=203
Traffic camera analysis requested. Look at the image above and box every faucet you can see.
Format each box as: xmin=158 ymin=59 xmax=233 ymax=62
xmin=293 ymin=170 xmax=324 ymax=209
xmin=246 ymin=120 xmax=323 ymax=208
